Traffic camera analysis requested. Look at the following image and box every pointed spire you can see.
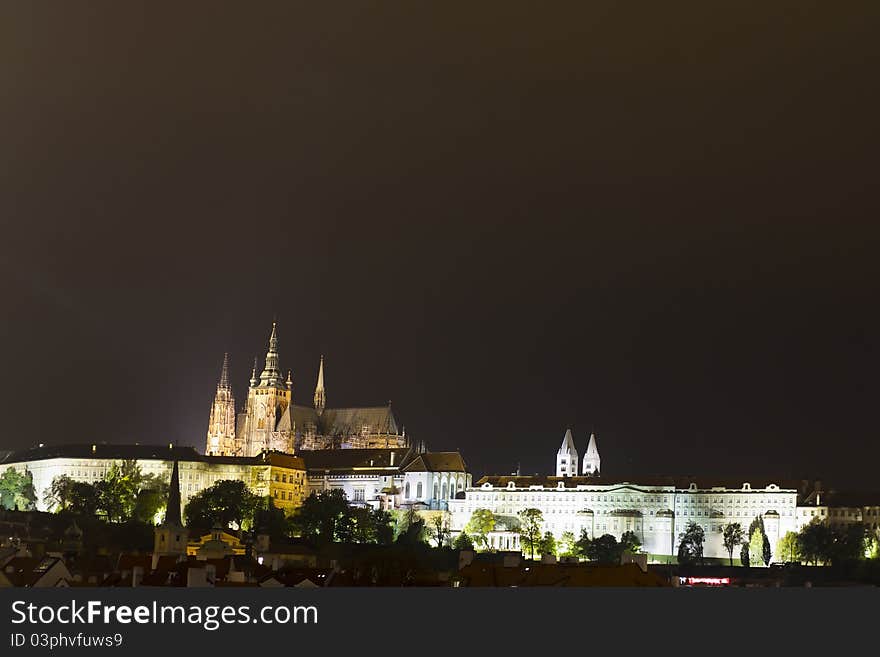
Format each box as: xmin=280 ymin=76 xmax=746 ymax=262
xmin=286 ymin=369 xmax=292 ymax=388
xmin=259 ymin=321 xmax=282 ymax=386
xmin=313 ymin=355 xmax=326 ymax=415
xmin=558 ymin=428 xmax=577 ymax=454
xmin=583 ymin=432 xmax=601 ymax=476
xmin=556 ymin=429 xmax=579 ymax=477
xmin=165 ymin=460 xmax=182 ymax=526
xmin=249 ymin=356 xmax=258 ymax=387
xmin=218 ymin=352 xmax=231 ymax=390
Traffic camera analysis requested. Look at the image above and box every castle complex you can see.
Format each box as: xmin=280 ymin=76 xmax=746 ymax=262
xmin=206 ymin=323 xmax=406 ymax=456
xmin=2 ymin=325 xmax=878 ymax=565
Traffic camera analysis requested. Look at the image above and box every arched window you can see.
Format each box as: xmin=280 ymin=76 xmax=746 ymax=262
xmin=433 ymin=483 xmax=439 ymax=500
xmin=441 ymin=482 xmax=448 ymax=499
xmin=416 ymin=482 xmax=423 ymax=498
xmin=405 ymin=482 xmax=411 ymax=499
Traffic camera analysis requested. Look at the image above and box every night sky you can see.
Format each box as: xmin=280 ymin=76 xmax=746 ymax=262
xmin=1 ymin=3 xmax=878 ymax=488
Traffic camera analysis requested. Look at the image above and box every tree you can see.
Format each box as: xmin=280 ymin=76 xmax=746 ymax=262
xmin=677 ymin=521 xmax=705 ymax=565
xmin=620 ymin=530 xmax=642 ymax=554
xmin=762 ymin=531 xmax=772 ymax=566
xmin=0 ymin=468 xmax=36 ymax=510
xmin=452 ymin=531 xmax=474 ymax=551
xmin=465 ymin=509 xmax=496 ymax=551
xmin=44 ymin=475 xmax=76 ymax=512
xmin=253 ymin=496 xmax=293 ymax=539
xmin=517 ymin=508 xmax=544 ymax=560
xmin=557 ymin=531 xmax=577 ymax=558
xmin=722 ymin=523 xmax=745 ymax=566
xmin=747 ymin=516 xmax=770 ymax=567
xmin=776 ymin=531 xmax=799 ymax=564
xmin=427 ymin=512 xmax=451 ymax=548
xmin=372 ymin=508 xmax=394 ymax=545
xmin=538 ymin=531 xmax=556 ymax=557
xmin=740 ymin=542 xmax=750 ymax=567
xmin=290 ymin=489 xmax=352 ymax=542
xmin=797 ymin=517 xmax=833 ymax=565
xmin=588 ymin=534 xmax=622 ymax=564
xmin=574 ymin=529 xmax=593 ymax=560
xmin=68 ymin=481 xmax=100 ymax=517
xmin=830 ymin=523 xmax=870 ymax=565
xmin=185 ymin=479 xmax=261 ymax=531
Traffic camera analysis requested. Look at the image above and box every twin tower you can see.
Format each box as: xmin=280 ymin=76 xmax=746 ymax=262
xmin=555 ymin=429 xmax=600 ymax=477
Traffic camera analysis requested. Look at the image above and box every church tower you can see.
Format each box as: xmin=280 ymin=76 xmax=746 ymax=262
xmin=556 ymin=428 xmax=579 ymax=477
xmin=153 ymin=460 xmax=187 ymax=569
xmin=582 ymin=432 xmax=600 ymax=476
xmin=205 ymin=353 xmax=237 ymax=456
xmin=242 ymin=322 xmax=293 ymax=456
xmin=314 ymin=355 xmax=326 ymax=416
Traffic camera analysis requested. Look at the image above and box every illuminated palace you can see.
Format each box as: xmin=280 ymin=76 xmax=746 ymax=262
xmin=447 ymin=430 xmax=879 ymax=561
xmin=206 ymin=322 xmax=407 ymax=457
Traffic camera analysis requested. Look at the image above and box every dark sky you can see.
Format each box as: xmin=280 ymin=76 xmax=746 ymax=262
xmin=1 ymin=2 xmax=878 ymax=487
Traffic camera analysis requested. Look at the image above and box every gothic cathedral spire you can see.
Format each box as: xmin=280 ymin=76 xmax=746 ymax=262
xmin=314 ymin=355 xmax=326 ymax=416
xmin=205 ymin=353 xmax=236 ymax=456
xmin=259 ymin=321 xmax=282 ymax=386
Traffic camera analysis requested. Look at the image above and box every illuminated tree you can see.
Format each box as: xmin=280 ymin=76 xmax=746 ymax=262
xmin=747 ymin=516 xmax=771 ymax=567
xmin=465 ymin=508 xmax=497 ymax=551
xmin=0 ymin=468 xmax=36 ymax=511
xmin=517 ymin=508 xmax=544 ymax=559
xmin=722 ymin=523 xmax=744 ymax=566
xmin=677 ymin=521 xmax=705 ymax=565
xmin=777 ymin=531 xmax=800 ymax=563
xmin=538 ymin=531 xmax=556 ymax=557
xmin=557 ymin=531 xmax=577 ymax=557
xmin=427 ymin=511 xmax=451 ymax=548
xmin=452 ymin=530 xmax=475 ymax=550
xmin=184 ymin=479 xmax=260 ymax=531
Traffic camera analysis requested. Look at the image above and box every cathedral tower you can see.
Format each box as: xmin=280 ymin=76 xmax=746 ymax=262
xmin=582 ymin=432 xmax=600 ymax=476
xmin=556 ymin=428 xmax=579 ymax=477
xmin=314 ymin=355 xmax=326 ymax=416
xmin=242 ymin=322 xmax=293 ymax=456
xmin=206 ymin=353 xmax=237 ymax=456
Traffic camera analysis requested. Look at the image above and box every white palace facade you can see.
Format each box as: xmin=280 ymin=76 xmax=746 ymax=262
xmin=449 ymin=430 xmax=823 ymax=560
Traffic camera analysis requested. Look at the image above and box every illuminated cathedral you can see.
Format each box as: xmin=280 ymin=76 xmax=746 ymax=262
xmin=205 ymin=322 xmax=407 ymax=456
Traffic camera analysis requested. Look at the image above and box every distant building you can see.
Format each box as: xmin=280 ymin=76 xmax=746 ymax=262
xmin=0 ymin=443 xmax=469 ymax=515
xmin=448 ymin=431 xmax=822 ymax=560
xmin=205 ymin=323 xmax=408 ymax=456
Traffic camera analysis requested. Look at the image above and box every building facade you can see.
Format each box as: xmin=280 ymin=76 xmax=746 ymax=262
xmin=0 ymin=443 xmax=469 ymax=517
xmin=448 ymin=431 xmax=837 ymax=561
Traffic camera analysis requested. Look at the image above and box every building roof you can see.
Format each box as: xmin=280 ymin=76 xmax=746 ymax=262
xmin=300 ymin=447 xmax=412 ymax=473
xmin=318 ymin=405 xmax=399 ymax=436
xmin=257 ymin=451 xmax=306 ymax=470
xmin=2 ymin=556 xmax=68 ymax=587
xmin=0 ymin=443 xmax=305 ymax=471
xmin=0 ymin=443 xmax=201 ymax=465
xmin=474 ymin=475 xmax=803 ymax=491
xmin=402 ymin=452 xmax=467 ymax=473
xmin=801 ymin=489 xmax=880 ymax=508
